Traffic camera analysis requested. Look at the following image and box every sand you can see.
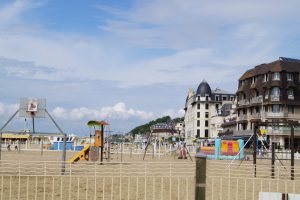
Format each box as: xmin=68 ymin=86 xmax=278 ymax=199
xmin=0 ymin=148 xmax=300 ymax=199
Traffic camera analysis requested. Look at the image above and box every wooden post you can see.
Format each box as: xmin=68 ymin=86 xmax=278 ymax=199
xmin=152 ymin=144 xmax=154 ymax=160
xmin=271 ymin=142 xmax=275 ymax=178
xmin=130 ymin=145 xmax=132 ymax=159
xmin=107 ymin=142 xmax=111 ymax=162
xmin=100 ymin=124 xmax=104 ymax=163
xmin=195 ymin=153 xmax=206 ymax=200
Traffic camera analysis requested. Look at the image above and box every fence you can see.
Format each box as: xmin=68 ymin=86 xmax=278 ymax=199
xmin=206 ymin=161 xmax=300 ymax=200
xmin=0 ymin=160 xmax=195 ymax=200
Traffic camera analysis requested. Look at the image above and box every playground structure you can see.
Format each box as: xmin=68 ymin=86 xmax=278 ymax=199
xmin=251 ymin=121 xmax=300 ymax=180
xmin=200 ymin=139 xmax=245 ymax=160
xmin=69 ymin=120 xmax=108 ymax=163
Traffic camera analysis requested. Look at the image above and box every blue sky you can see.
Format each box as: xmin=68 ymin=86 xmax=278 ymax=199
xmin=0 ymin=0 xmax=300 ymax=136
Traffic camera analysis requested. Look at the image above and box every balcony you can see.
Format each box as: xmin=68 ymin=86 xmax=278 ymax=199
xmin=238 ymin=99 xmax=249 ymax=106
xmin=250 ymin=95 xmax=263 ymax=104
xmin=264 ymin=112 xmax=288 ymax=118
xmin=251 ymin=113 xmax=261 ymax=120
xmin=238 ymin=114 xmax=248 ymax=121
xmin=270 ymin=95 xmax=280 ymax=102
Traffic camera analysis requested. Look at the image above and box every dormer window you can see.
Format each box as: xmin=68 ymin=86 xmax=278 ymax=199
xmin=215 ymin=95 xmax=219 ymax=101
xmin=273 ymin=72 xmax=280 ymax=80
xmin=287 ymin=73 xmax=293 ymax=81
xmin=263 ymin=73 xmax=269 ymax=82
xmin=251 ymin=77 xmax=256 ymax=85
xmin=205 ymin=95 xmax=209 ymax=101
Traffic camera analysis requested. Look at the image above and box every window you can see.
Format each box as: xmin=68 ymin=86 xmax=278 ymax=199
xmin=288 ymin=88 xmax=294 ymax=98
xmin=263 ymin=73 xmax=269 ymax=82
xmin=230 ymin=96 xmax=235 ymax=101
xmin=205 ymin=120 xmax=209 ymax=127
xmin=197 ymin=103 xmax=200 ymax=109
xmin=205 ymin=130 xmax=209 ymax=138
xmin=197 ymin=96 xmax=200 ymax=101
xmin=287 ymin=73 xmax=293 ymax=81
xmin=197 ymin=129 xmax=200 ymax=138
xmin=197 ymin=120 xmax=200 ymax=127
xmin=215 ymin=104 xmax=219 ymax=109
xmin=205 ymin=95 xmax=209 ymax=101
xmin=288 ymin=105 xmax=294 ymax=113
xmin=205 ymin=104 xmax=209 ymax=109
xmin=271 ymin=87 xmax=280 ymax=96
xmin=265 ymin=89 xmax=269 ymax=99
xmin=222 ymin=96 xmax=227 ymax=101
xmin=264 ymin=106 xmax=268 ymax=112
xmin=251 ymin=76 xmax=256 ymax=85
xmin=197 ymin=112 xmax=200 ymax=118
xmin=215 ymin=95 xmax=219 ymax=101
xmin=272 ymin=105 xmax=280 ymax=113
xmin=205 ymin=112 xmax=209 ymax=118
xmin=273 ymin=72 xmax=280 ymax=80
xmin=255 ymin=106 xmax=260 ymax=113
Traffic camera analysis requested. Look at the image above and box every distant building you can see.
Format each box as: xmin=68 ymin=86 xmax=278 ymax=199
xmin=150 ymin=123 xmax=174 ymax=139
xmin=236 ymin=57 xmax=300 ymax=149
xmin=184 ymin=80 xmax=236 ymax=141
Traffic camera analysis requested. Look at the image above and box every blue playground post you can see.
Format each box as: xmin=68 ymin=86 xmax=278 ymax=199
xmin=238 ymin=139 xmax=245 ymax=159
xmin=214 ymin=139 xmax=221 ymax=159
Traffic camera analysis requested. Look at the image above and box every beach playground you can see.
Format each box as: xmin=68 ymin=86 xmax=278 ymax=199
xmin=0 ymin=145 xmax=300 ymax=200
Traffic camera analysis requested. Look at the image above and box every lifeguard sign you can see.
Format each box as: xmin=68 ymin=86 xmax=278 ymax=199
xmin=19 ymin=98 xmax=46 ymax=118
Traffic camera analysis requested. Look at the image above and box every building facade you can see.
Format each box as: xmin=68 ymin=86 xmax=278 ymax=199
xmin=184 ymin=80 xmax=236 ymax=141
xmin=236 ymin=57 xmax=300 ymax=149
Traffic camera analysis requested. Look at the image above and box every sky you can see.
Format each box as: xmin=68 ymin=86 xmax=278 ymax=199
xmin=0 ymin=0 xmax=300 ymax=136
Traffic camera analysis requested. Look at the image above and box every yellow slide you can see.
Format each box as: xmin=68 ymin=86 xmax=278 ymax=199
xmin=68 ymin=144 xmax=91 ymax=163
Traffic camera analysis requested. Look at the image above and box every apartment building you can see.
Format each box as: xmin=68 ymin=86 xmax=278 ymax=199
xmin=236 ymin=57 xmax=300 ymax=149
xmin=184 ymin=80 xmax=235 ymax=141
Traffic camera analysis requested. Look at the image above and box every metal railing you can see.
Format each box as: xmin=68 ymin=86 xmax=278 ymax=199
xmin=206 ymin=161 xmax=300 ymax=200
xmin=0 ymin=161 xmax=195 ymax=200
xmin=250 ymin=95 xmax=263 ymax=104
xmin=238 ymin=114 xmax=248 ymax=121
xmin=251 ymin=113 xmax=261 ymax=120
xmin=238 ymin=99 xmax=249 ymax=106
xmin=264 ymin=112 xmax=288 ymax=118
xmin=270 ymin=95 xmax=280 ymax=102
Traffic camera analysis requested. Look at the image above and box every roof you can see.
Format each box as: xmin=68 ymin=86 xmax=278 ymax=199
xmin=196 ymin=79 xmax=212 ymax=97
xmin=2 ymin=133 xmax=31 ymax=139
xmin=239 ymin=57 xmax=300 ymax=81
xmin=87 ymin=120 xmax=109 ymax=127
xmin=212 ymin=88 xmax=234 ymax=95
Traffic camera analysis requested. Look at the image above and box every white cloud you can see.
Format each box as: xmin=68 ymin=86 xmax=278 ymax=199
xmin=0 ymin=0 xmax=299 ymax=90
xmin=0 ymin=102 xmax=19 ymax=116
xmin=51 ymin=102 xmax=154 ymax=121
xmin=162 ymin=108 xmax=185 ymax=119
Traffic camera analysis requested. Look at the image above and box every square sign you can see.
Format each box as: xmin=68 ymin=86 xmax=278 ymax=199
xmin=27 ymin=99 xmax=38 ymax=112
xmin=19 ymin=98 xmax=46 ymax=118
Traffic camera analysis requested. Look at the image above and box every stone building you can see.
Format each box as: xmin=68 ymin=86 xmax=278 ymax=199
xmin=184 ymin=80 xmax=235 ymax=141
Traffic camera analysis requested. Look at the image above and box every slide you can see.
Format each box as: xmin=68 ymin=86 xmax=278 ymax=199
xmin=68 ymin=144 xmax=90 ymax=163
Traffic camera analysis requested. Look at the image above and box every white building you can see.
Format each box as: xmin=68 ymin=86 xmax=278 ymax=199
xmin=184 ymin=80 xmax=236 ymax=141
